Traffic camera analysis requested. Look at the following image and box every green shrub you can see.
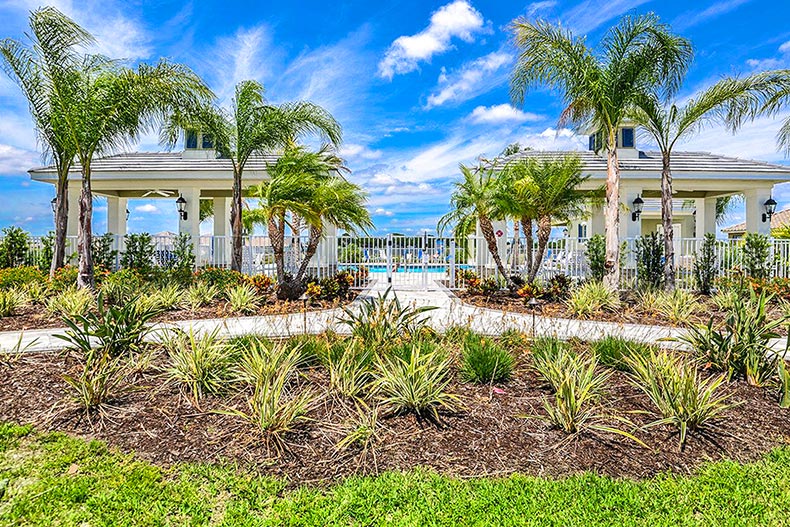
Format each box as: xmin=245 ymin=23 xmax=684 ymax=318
xmin=0 ymin=290 xmax=27 ymax=317
xmin=91 ymin=233 xmax=118 ymax=272
xmin=585 ymin=234 xmax=606 ymax=282
xmin=185 ymin=281 xmax=218 ymax=310
xmin=778 ymin=358 xmax=790 ymax=409
xmin=679 ymin=290 xmax=784 ymax=386
xmin=625 ymin=348 xmax=732 ymax=450
xmin=22 ymin=281 xmax=47 ymax=305
xmin=532 ymin=341 xmax=582 ymax=393
xmin=442 ymin=325 xmax=476 ymax=346
xmin=283 ymin=334 xmax=330 ymax=366
xmin=61 ymin=347 xmax=132 ymax=414
xmin=0 ymin=226 xmax=29 ymax=268
xmin=590 ymin=336 xmax=655 ymax=372
xmin=121 ymin=233 xmax=155 ymax=276
xmin=139 ymin=283 xmax=183 ymax=312
xmin=635 ymin=232 xmax=664 ymax=291
xmin=49 ymin=265 xmax=79 ymax=291
xmin=100 ymin=268 xmax=143 ymax=306
xmin=326 ymin=339 xmax=374 ymax=398
xmin=742 ymin=233 xmax=771 ymax=279
xmin=694 ymin=233 xmax=717 ymax=294
xmin=0 ymin=266 xmax=46 ymax=289
xmin=195 ymin=267 xmax=246 ymax=289
xmin=499 ymin=328 xmax=529 ymax=352
xmin=226 ymin=283 xmax=260 ymax=314
xmin=655 ymin=289 xmax=700 ymax=325
xmin=46 ymin=287 xmax=94 ymax=318
xmin=567 ymin=281 xmax=620 ymax=318
xmin=163 ymin=327 xmax=234 ymax=403
xmin=460 ymin=333 xmax=514 ymax=384
xmin=373 ymin=341 xmax=458 ymax=421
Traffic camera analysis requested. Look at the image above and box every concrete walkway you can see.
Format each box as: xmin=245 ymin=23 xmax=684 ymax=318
xmin=0 ymin=278 xmax=691 ymax=354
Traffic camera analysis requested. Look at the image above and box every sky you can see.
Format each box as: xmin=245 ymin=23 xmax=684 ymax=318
xmin=1 ymin=0 xmax=790 ymax=236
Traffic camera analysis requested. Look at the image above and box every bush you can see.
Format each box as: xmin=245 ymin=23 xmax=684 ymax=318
xmin=91 ymin=233 xmax=118 ymax=272
xmin=625 ymin=348 xmax=732 ymax=450
xmin=170 ymin=233 xmax=195 ymax=277
xmin=635 ymin=232 xmax=664 ymax=291
xmin=46 ymin=287 xmax=95 ymax=318
xmin=742 ymin=233 xmax=771 ymax=279
xmin=590 ymin=336 xmax=655 ymax=372
xmin=226 ymin=283 xmax=260 ymax=314
xmin=566 ymin=281 xmax=620 ymax=318
xmin=547 ymin=273 xmax=572 ymax=300
xmin=585 ymin=234 xmax=606 ymax=282
xmin=0 ymin=226 xmax=29 ymax=268
xmin=0 ymin=266 xmax=46 ymax=289
xmin=0 ymin=290 xmax=27 ymax=317
xmin=139 ymin=283 xmax=183 ymax=312
xmin=100 ymin=268 xmax=143 ymax=306
xmin=679 ymin=290 xmax=784 ymax=386
xmin=246 ymin=274 xmax=275 ymax=296
xmin=654 ymin=289 xmax=700 ymax=325
xmin=460 ymin=333 xmax=514 ymax=384
xmin=163 ymin=327 xmax=234 ymax=403
xmin=283 ymin=334 xmax=330 ymax=366
xmin=326 ymin=339 xmax=374 ymax=398
xmin=121 ymin=233 xmax=156 ymax=276
xmin=694 ymin=233 xmax=717 ymax=295
xmin=499 ymin=328 xmax=529 ymax=352
xmin=49 ymin=265 xmax=79 ymax=291
xmin=532 ymin=340 xmax=580 ymax=393
xmin=61 ymin=347 xmax=132 ymax=414
xmin=185 ymin=281 xmax=219 ymax=310
xmin=195 ymin=267 xmax=246 ymax=290
xmin=373 ymin=341 xmax=458 ymax=421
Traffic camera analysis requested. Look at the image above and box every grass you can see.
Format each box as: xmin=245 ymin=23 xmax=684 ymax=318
xmin=3 ymin=423 xmax=790 ymax=525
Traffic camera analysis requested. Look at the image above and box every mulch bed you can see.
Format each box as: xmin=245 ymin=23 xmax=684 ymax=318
xmin=458 ymin=290 xmax=785 ymax=328
xmin=0 ymin=297 xmax=354 ymax=333
xmin=2 ymin=349 xmax=789 ymax=485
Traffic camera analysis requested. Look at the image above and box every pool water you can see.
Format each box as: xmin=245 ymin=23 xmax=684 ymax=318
xmin=340 ymin=264 xmax=473 ymax=273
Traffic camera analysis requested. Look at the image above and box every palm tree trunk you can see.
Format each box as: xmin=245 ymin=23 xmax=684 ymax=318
xmin=512 ymin=219 xmax=520 ymax=271
xmin=50 ymin=175 xmax=69 ymax=278
xmin=603 ymin=136 xmax=621 ymax=291
xmin=479 ymin=215 xmax=511 ymax=285
xmin=522 ymin=217 xmax=534 ymax=277
xmin=76 ymin=165 xmax=94 ymax=289
xmin=230 ymin=168 xmax=243 ymax=272
xmin=661 ymin=153 xmax=676 ymax=291
xmin=268 ymin=214 xmax=286 ymax=283
xmin=295 ymin=225 xmax=322 ymax=282
xmin=529 ymin=215 xmax=552 ymax=282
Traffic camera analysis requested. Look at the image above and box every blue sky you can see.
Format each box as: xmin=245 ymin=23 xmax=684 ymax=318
xmin=1 ymin=0 xmax=790 ymax=236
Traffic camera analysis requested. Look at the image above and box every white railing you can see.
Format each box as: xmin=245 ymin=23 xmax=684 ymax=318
xmin=6 ymin=233 xmax=790 ymax=290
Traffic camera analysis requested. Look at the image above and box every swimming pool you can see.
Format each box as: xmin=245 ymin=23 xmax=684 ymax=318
xmin=340 ymin=264 xmax=473 ymax=273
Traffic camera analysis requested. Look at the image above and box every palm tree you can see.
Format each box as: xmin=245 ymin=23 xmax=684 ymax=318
xmin=438 ymin=163 xmax=511 ymax=284
xmin=630 ymin=75 xmax=780 ymax=290
xmin=501 ymin=155 xmax=589 ymax=282
xmin=65 ymin=56 xmax=212 ymax=288
xmin=510 ymin=14 xmax=692 ymax=290
xmin=164 ymin=81 xmax=342 ymax=273
xmin=0 ymin=7 xmax=90 ymax=277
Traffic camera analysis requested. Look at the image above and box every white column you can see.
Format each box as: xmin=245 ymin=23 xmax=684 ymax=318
xmin=620 ymin=187 xmax=643 ymax=240
xmin=695 ymin=197 xmax=717 ymax=239
xmin=321 ymin=223 xmax=338 ymax=267
xmin=493 ymin=219 xmax=508 ymax=264
xmin=744 ymin=186 xmax=773 ymax=236
xmin=67 ymin=181 xmax=80 ymax=237
xmin=590 ymin=203 xmax=605 ymax=237
xmin=178 ymin=187 xmax=201 ymax=257
xmin=212 ymin=197 xmax=231 ymax=267
xmin=106 ymin=196 xmax=127 ymax=236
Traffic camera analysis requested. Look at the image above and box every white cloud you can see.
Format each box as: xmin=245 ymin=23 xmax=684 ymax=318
xmin=469 ymin=104 xmax=543 ymax=124
xmin=526 ymin=1 xmax=557 ymax=17
xmin=0 ymin=144 xmax=38 ymax=174
xmin=208 ymin=25 xmax=276 ymax=101
xmin=746 ymin=39 xmax=790 ymax=70
xmin=780 ymin=41 xmax=790 ymax=54
xmin=425 ymin=51 xmax=511 ymax=108
xmin=342 ymin=143 xmax=382 ymax=160
xmin=373 ymin=208 xmax=395 ymax=216
xmin=134 ymin=204 xmax=159 ymax=213
xmin=562 ymin=0 xmax=651 ymax=35
xmin=673 ymin=0 xmax=753 ymax=31
xmin=378 ymin=0 xmax=488 ymax=79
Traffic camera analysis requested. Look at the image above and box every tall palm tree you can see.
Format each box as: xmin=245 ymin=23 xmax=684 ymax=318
xmin=0 ymin=7 xmax=90 ymax=277
xmin=164 ymin=81 xmax=342 ymax=273
xmin=438 ymin=163 xmax=511 ymax=284
xmin=630 ymin=75 xmax=780 ymax=290
xmin=65 ymin=56 xmax=212 ymax=288
xmin=510 ymin=14 xmax=692 ymax=290
xmin=502 ymin=155 xmax=589 ymax=282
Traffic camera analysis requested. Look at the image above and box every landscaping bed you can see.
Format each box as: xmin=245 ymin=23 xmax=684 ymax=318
xmin=1 ymin=341 xmax=788 ymax=484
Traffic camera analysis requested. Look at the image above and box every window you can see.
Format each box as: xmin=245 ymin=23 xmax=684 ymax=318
xmin=201 ymin=133 xmax=214 ymax=149
xmin=588 ymin=132 xmax=603 ymax=151
xmin=588 ymin=135 xmax=596 ymax=151
xmin=620 ymin=127 xmax=635 ymax=148
xmin=577 ymin=224 xmax=588 ymax=239
xmin=185 ymin=130 xmax=198 ymax=149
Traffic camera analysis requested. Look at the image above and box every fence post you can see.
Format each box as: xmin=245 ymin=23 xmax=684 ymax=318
xmin=450 ymin=239 xmax=456 ymax=289
xmin=386 ymin=233 xmax=393 ymax=286
xmin=422 ymin=231 xmax=428 ymax=288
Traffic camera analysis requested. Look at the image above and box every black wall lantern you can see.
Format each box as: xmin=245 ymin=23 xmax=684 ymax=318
xmin=50 ymin=197 xmax=57 ymax=213
xmin=176 ymin=195 xmax=188 ymax=220
xmin=126 ymin=208 xmax=131 ymax=221
xmin=631 ymin=195 xmax=644 ymax=222
xmin=763 ymin=197 xmax=777 ymax=223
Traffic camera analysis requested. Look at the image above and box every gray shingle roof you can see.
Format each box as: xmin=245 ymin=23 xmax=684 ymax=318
xmin=501 ymin=150 xmax=790 ymax=175
xmin=723 ymin=207 xmax=790 ymax=233
xmin=29 ymin=152 xmax=282 ymax=174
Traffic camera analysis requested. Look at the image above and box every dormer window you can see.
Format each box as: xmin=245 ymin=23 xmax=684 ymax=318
xmin=588 ymin=127 xmax=636 ymax=151
xmin=185 ymin=130 xmax=198 ymax=149
xmin=620 ymin=127 xmax=635 ymax=149
xmin=202 ymin=134 xmax=214 ymax=149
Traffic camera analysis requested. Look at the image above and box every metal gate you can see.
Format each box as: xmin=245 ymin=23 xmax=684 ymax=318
xmin=337 ymin=233 xmax=458 ymax=291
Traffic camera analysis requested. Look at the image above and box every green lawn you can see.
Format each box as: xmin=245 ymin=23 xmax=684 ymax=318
xmin=1 ymin=423 xmax=789 ymax=526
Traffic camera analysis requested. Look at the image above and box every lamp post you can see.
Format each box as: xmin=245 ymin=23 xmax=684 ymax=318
xmin=176 ymin=195 xmax=188 ymax=220
xmin=763 ymin=197 xmax=777 ymax=223
xmin=299 ymin=292 xmax=309 ymax=334
xmin=631 ymin=196 xmax=644 ymax=222
xmin=527 ymin=296 xmax=540 ymax=338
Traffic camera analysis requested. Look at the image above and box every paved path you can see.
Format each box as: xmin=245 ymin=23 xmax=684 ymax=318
xmin=0 ymin=279 xmax=690 ymax=353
